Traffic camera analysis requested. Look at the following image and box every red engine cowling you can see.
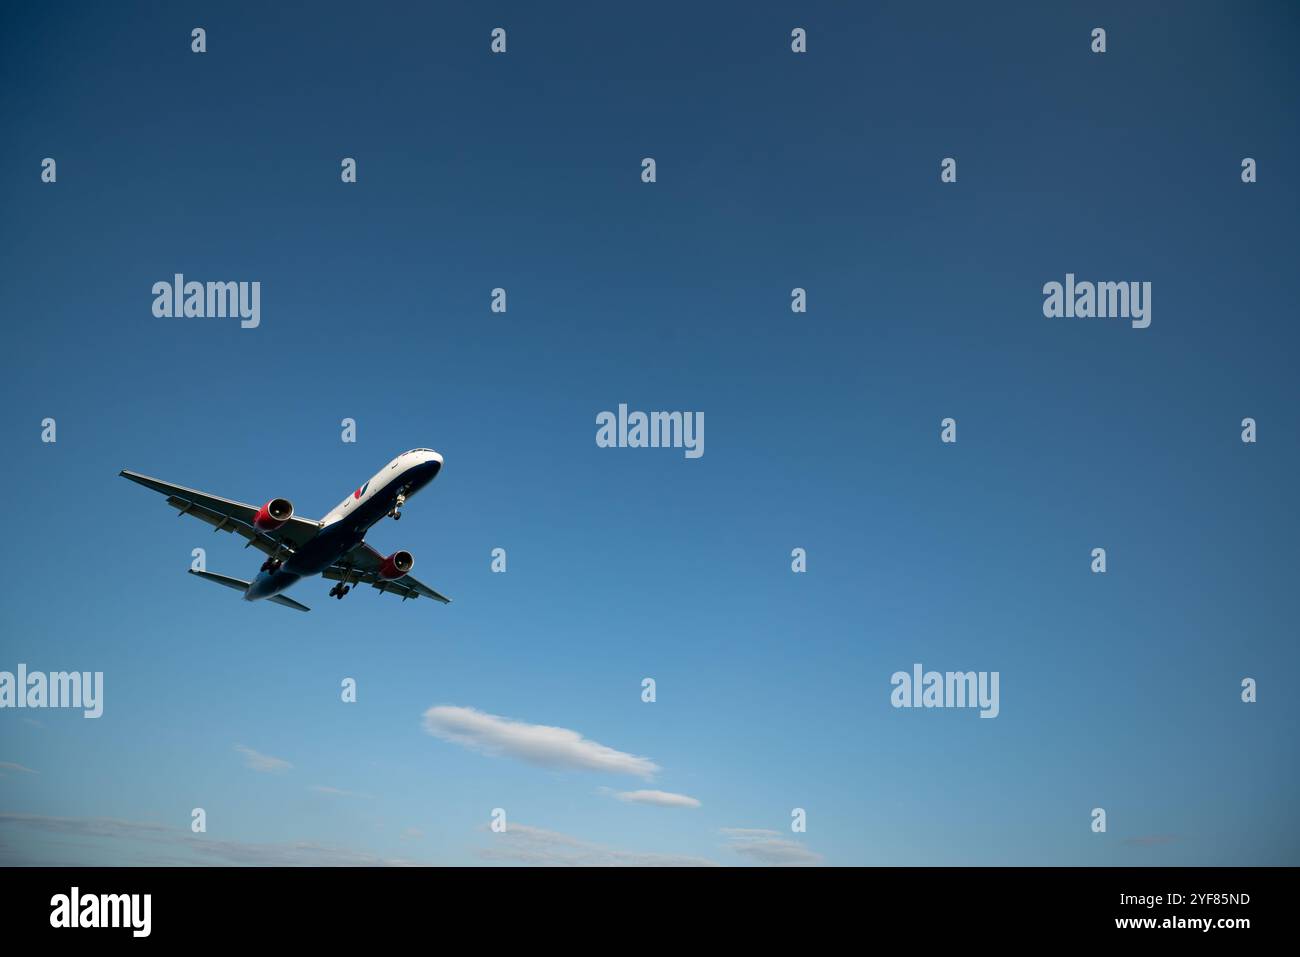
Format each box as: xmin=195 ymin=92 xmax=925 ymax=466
xmin=378 ymin=550 xmax=414 ymax=580
xmin=252 ymin=498 xmax=294 ymax=531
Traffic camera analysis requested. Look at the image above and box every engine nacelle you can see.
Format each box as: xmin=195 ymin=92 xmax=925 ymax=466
xmin=252 ymin=498 xmax=294 ymax=531
xmin=379 ymin=550 xmax=414 ymax=580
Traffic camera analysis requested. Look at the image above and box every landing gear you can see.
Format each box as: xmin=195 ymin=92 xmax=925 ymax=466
xmin=388 ymin=491 xmax=407 ymax=521
xmin=260 ymin=558 xmax=282 ymax=573
xmin=328 ymin=583 xmax=352 ymax=600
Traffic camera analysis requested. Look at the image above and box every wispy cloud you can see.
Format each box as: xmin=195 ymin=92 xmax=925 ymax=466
xmin=0 ymin=762 xmax=38 ymax=775
xmin=610 ymin=789 xmax=700 ymax=808
xmin=188 ymin=838 xmax=417 ymax=866
xmin=479 ymin=823 xmax=715 ymax=867
xmin=234 ymin=745 xmax=292 ymax=773
xmin=0 ymin=813 xmax=420 ymax=866
xmin=422 ymin=705 xmax=659 ymax=779
xmin=0 ymin=813 xmax=182 ymax=841
xmin=721 ymin=828 xmax=822 ymax=866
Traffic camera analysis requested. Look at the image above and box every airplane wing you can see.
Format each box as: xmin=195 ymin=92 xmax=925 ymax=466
xmin=119 ymin=469 xmax=322 ymax=556
xmin=323 ymin=542 xmax=452 ymax=604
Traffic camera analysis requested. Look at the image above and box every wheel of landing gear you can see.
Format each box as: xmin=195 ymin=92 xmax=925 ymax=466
xmin=393 ymin=512 xmax=402 ymax=520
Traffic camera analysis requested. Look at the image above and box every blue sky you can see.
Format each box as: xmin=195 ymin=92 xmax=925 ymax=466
xmin=1 ymin=1 xmax=1297 ymax=866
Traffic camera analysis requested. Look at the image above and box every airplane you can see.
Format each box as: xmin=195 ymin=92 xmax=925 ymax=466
xmin=119 ymin=449 xmax=451 ymax=612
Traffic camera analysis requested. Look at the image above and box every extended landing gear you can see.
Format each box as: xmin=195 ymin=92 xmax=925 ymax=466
xmin=388 ymin=491 xmax=407 ymax=521
xmin=260 ymin=558 xmax=283 ymax=573
xmin=328 ymin=583 xmax=352 ymax=600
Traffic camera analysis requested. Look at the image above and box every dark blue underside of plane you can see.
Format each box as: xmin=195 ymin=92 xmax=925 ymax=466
xmin=243 ymin=458 xmax=441 ymax=601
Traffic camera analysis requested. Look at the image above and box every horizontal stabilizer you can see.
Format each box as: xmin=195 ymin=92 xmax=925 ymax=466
xmin=187 ymin=569 xmax=310 ymax=612
xmin=188 ymin=569 xmax=251 ymax=592
xmin=268 ymin=594 xmax=311 ymax=613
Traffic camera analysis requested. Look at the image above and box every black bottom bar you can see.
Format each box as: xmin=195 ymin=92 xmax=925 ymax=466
xmin=1 ymin=866 xmax=1282 ymax=943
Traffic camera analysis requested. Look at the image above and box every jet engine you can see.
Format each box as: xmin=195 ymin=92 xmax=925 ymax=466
xmin=252 ymin=498 xmax=294 ymax=531
xmin=378 ymin=550 xmax=415 ymax=580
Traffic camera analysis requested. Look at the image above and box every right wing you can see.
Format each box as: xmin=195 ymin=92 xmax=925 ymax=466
xmin=120 ymin=469 xmax=322 ymax=557
xmin=323 ymin=542 xmax=452 ymax=604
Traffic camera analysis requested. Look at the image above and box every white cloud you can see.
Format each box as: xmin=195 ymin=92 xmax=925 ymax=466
xmin=422 ymin=705 xmax=659 ymax=779
xmin=234 ymin=745 xmax=292 ymax=773
xmin=722 ymin=828 xmax=823 ymax=866
xmin=480 ymin=823 xmax=715 ymax=867
xmin=612 ymin=789 xmax=701 ymax=808
xmin=0 ymin=762 xmax=38 ymax=775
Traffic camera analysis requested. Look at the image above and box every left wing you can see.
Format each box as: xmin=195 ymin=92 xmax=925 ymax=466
xmin=120 ymin=469 xmax=322 ymax=557
xmin=323 ymin=542 xmax=452 ymax=604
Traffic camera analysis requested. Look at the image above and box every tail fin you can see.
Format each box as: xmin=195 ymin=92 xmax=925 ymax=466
xmin=187 ymin=569 xmax=311 ymax=612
